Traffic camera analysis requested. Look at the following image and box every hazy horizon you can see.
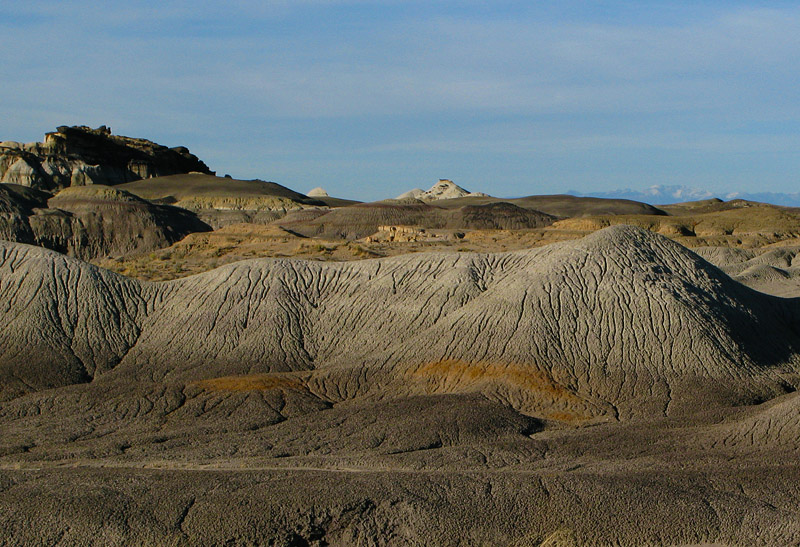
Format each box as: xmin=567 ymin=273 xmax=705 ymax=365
xmin=3 ymin=1 xmax=800 ymax=202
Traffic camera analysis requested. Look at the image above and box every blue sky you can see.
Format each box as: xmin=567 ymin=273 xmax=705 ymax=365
xmin=2 ymin=1 xmax=800 ymax=201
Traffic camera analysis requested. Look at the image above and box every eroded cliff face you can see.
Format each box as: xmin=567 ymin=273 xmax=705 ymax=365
xmin=0 ymin=125 xmax=213 ymax=190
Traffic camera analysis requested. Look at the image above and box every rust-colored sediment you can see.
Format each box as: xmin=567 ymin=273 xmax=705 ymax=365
xmin=409 ymin=360 xmax=582 ymax=403
xmin=409 ymin=360 xmax=594 ymax=422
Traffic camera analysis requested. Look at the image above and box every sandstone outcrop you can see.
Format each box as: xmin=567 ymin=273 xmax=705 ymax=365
xmin=396 ymin=187 xmax=424 ymax=199
xmin=0 ymin=125 xmax=212 ymax=190
xmin=306 ymin=187 xmax=329 ymax=197
xmin=397 ymin=179 xmax=490 ymax=201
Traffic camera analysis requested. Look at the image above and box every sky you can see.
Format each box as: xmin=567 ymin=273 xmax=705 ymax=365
xmin=2 ymin=1 xmax=800 ymax=202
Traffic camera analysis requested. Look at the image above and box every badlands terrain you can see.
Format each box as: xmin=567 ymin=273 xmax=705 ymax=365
xmin=2 ymin=127 xmax=800 ymax=545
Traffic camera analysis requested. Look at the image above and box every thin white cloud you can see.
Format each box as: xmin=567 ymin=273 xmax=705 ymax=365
xmin=360 ymin=130 xmax=800 ymax=156
xmin=3 ymin=3 xmax=800 ymax=197
xmin=4 ymin=3 xmax=800 ymax=119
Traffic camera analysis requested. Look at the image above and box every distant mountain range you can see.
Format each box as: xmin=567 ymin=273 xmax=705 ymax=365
xmin=569 ymin=185 xmax=800 ymax=207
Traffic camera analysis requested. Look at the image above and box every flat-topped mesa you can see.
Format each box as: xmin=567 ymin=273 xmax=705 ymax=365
xmin=0 ymin=125 xmax=213 ymax=190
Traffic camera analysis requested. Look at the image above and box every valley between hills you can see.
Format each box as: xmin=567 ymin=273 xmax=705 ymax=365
xmin=2 ymin=127 xmax=800 ymax=545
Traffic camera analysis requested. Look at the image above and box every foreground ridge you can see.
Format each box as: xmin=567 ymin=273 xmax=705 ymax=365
xmin=2 ymin=225 xmax=800 ymax=545
xmin=2 ymin=225 xmax=798 ymax=417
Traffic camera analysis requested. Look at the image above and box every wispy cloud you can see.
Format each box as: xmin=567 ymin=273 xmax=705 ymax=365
xmin=2 ymin=2 xmax=800 ymax=198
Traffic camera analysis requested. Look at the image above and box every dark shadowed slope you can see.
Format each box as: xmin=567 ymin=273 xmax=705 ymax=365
xmin=279 ymin=199 xmax=557 ymax=239
xmin=0 ymin=184 xmax=49 ymax=243
xmin=0 ymin=184 xmax=211 ymax=261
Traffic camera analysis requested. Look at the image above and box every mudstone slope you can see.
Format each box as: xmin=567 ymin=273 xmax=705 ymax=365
xmin=0 ymin=184 xmax=210 ymax=261
xmin=117 ymin=173 xmax=331 ymax=228
xmin=279 ymin=199 xmax=557 ymax=240
xmin=2 ymin=226 xmax=800 ymax=544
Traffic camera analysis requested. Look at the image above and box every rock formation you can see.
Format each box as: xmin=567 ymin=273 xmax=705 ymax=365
xmin=0 ymin=125 xmax=213 ymax=190
xmin=306 ymin=187 xmax=330 ymax=197
xmin=397 ymin=179 xmax=490 ymax=201
xmin=396 ymin=187 xmax=424 ymax=199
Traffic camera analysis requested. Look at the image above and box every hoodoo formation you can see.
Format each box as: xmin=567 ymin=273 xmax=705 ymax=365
xmin=0 ymin=125 xmax=212 ymax=190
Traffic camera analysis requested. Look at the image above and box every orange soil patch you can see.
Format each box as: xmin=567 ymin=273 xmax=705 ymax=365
xmin=409 ymin=360 xmax=595 ymax=423
xmin=192 ymin=373 xmax=306 ymax=392
xmin=409 ymin=360 xmax=583 ymax=404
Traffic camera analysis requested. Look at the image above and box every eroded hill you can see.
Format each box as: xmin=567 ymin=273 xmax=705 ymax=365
xmin=117 ymin=173 xmax=337 ymax=228
xmin=3 ymin=226 xmax=800 ymax=544
xmin=3 ymin=226 xmax=799 ymax=414
xmin=0 ymin=183 xmax=210 ymax=260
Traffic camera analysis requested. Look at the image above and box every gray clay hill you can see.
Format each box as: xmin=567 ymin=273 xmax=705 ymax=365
xmin=2 ymin=225 xmax=800 ymax=545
